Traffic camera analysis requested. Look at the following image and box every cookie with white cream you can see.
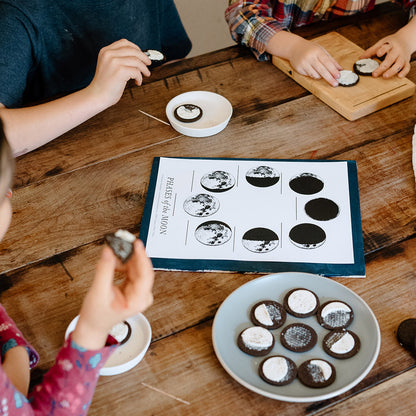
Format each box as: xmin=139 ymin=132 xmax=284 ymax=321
xmin=338 ymin=70 xmax=359 ymax=87
xmin=317 ymin=300 xmax=354 ymax=330
xmin=323 ymin=328 xmax=361 ymax=359
xmin=250 ymin=300 xmax=286 ymax=329
xmin=174 ymin=104 xmax=203 ymax=123
xmin=237 ymin=326 xmax=275 ymax=356
xmin=109 ymin=321 xmax=132 ymax=345
xmin=298 ymin=359 xmax=336 ymax=388
xmin=259 ymin=355 xmax=297 ymax=386
xmin=280 ymin=323 xmax=317 ymax=352
xmin=283 ymin=288 xmax=319 ymax=318
xmin=353 ymin=58 xmax=379 ymax=76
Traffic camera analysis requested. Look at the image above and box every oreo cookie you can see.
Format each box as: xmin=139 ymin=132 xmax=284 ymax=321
xmin=283 ymin=288 xmax=320 ymax=318
xmin=298 ymin=359 xmax=336 ymax=388
xmin=317 ymin=300 xmax=354 ymax=330
xmin=250 ymin=300 xmax=286 ymax=329
xmin=237 ymin=326 xmax=274 ymax=356
xmin=323 ymin=328 xmax=361 ymax=359
xmin=280 ymin=323 xmax=317 ymax=352
xmin=259 ymin=355 xmax=297 ymax=386
xmin=338 ymin=70 xmax=359 ymax=87
xmin=174 ymin=104 xmax=203 ymax=123
xmin=397 ymin=318 xmax=416 ymax=356
xmin=105 ymin=229 xmax=136 ymax=263
xmin=353 ymin=58 xmax=379 ymax=76
xmin=109 ymin=321 xmax=132 ymax=346
xmin=144 ymin=49 xmax=166 ymax=67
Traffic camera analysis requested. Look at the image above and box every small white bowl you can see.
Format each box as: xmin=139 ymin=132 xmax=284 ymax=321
xmin=65 ymin=314 xmax=152 ymax=376
xmin=166 ymin=91 xmax=233 ymax=137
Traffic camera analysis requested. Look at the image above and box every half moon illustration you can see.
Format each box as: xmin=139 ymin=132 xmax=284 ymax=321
xmin=245 ymin=166 xmax=280 ymax=187
xmin=195 ymin=221 xmax=232 ymax=246
xmin=289 ymin=223 xmax=326 ymax=249
xmin=200 ymin=170 xmax=235 ymax=193
xmin=242 ymin=227 xmax=279 ymax=253
xmin=183 ymin=193 xmax=220 ymax=217
xmin=289 ymin=173 xmax=324 ymax=195
xmin=304 ymin=198 xmax=339 ymax=221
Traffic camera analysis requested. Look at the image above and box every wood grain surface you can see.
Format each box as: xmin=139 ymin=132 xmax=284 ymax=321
xmin=1 ymin=3 xmax=415 ymax=415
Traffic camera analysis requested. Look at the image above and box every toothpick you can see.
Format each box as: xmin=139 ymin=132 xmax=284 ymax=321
xmin=138 ymin=110 xmax=170 ymax=126
xmin=141 ymin=382 xmax=190 ymax=405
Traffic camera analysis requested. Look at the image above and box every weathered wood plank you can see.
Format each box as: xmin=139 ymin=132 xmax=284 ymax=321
xmin=315 ymin=368 xmax=416 ymax=415
xmin=2 ymin=75 xmax=415 ymax=274
xmin=12 ymin=4 xmax=411 ymax=188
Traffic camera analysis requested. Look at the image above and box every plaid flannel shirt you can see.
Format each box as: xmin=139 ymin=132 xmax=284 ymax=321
xmin=226 ymin=0 xmax=416 ymax=60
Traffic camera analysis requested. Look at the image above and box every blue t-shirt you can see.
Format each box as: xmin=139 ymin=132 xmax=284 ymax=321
xmin=0 ymin=0 xmax=191 ymax=107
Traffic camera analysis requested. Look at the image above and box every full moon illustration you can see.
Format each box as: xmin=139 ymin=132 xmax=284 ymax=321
xmin=289 ymin=223 xmax=326 ymax=249
xmin=183 ymin=194 xmax=220 ymax=217
xmin=242 ymin=227 xmax=279 ymax=253
xmin=195 ymin=221 xmax=232 ymax=246
xmin=200 ymin=170 xmax=235 ymax=193
xmin=305 ymin=198 xmax=339 ymax=221
xmin=245 ymin=166 xmax=280 ymax=187
xmin=289 ymin=173 xmax=324 ymax=195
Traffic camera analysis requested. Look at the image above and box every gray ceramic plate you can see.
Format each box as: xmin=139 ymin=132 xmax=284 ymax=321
xmin=212 ymin=272 xmax=380 ymax=402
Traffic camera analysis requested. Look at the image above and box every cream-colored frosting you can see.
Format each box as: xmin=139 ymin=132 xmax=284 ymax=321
xmin=288 ymin=289 xmax=317 ymax=314
xmin=241 ymin=326 xmax=273 ymax=350
xmin=262 ymin=357 xmax=289 ymax=382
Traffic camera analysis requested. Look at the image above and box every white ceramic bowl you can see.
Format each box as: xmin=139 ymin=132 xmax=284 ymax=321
xmin=65 ymin=313 xmax=152 ymax=376
xmin=166 ymin=91 xmax=233 ymax=137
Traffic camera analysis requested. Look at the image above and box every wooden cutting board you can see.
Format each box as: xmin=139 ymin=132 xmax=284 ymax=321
xmin=272 ymin=32 xmax=415 ymax=120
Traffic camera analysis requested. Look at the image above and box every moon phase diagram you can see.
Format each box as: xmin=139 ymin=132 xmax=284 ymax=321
xmin=242 ymin=227 xmax=280 ymax=253
xmin=245 ymin=166 xmax=280 ymax=187
xmin=200 ymin=170 xmax=235 ymax=193
xmin=183 ymin=194 xmax=220 ymax=217
xmin=195 ymin=221 xmax=232 ymax=246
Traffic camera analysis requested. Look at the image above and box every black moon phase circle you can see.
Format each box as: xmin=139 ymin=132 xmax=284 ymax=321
xmin=289 ymin=223 xmax=326 ymax=249
xmin=304 ymin=198 xmax=339 ymax=221
xmin=195 ymin=221 xmax=232 ymax=246
xmin=183 ymin=194 xmax=220 ymax=217
xmin=242 ymin=227 xmax=279 ymax=253
xmin=245 ymin=166 xmax=280 ymax=187
xmin=200 ymin=170 xmax=235 ymax=193
xmin=289 ymin=173 xmax=324 ymax=195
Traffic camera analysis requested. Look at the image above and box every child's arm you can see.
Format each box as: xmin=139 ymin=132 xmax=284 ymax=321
xmin=72 ymin=240 xmax=154 ymax=350
xmin=26 ymin=240 xmax=154 ymax=415
xmin=0 ymin=39 xmax=151 ymax=157
xmin=265 ymin=31 xmax=342 ymax=87
xmin=1 ymin=346 xmax=30 ymax=396
xmin=360 ymin=16 xmax=416 ymax=79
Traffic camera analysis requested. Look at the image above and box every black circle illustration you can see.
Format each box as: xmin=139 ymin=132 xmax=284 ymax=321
xmin=245 ymin=166 xmax=280 ymax=187
xmin=289 ymin=173 xmax=324 ymax=195
xmin=242 ymin=227 xmax=279 ymax=253
xmin=304 ymin=198 xmax=339 ymax=221
xmin=289 ymin=223 xmax=326 ymax=249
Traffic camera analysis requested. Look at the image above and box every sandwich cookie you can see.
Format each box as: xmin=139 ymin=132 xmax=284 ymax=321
xmin=317 ymin=300 xmax=354 ymax=330
xmin=110 ymin=321 xmax=132 ymax=346
xmin=259 ymin=355 xmax=297 ymax=386
xmin=337 ymin=70 xmax=359 ymax=87
xmin=283 ymin=288 xmax=320 ymax=318
xmin=174 ymin=104 xmax=203 ymax=123
xmin=353 ymin=58 xmax=379 ymax=76
xmin=237 ymin=326 xmax=275 ymax=356
xmin=298 ymin=359 xmax=336 ymax=388
xmin=250 ymin=300 xmax=286 ymax=329
xmin=323 ymin=329 xmax=361 ymax=359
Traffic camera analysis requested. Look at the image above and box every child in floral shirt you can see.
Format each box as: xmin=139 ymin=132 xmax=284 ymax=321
xmin=0 ymin=118 xmax=154 ymax=414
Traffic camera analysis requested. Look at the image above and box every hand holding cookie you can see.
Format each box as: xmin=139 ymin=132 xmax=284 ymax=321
xmin=73 ymin=240 xmax=154 ymax=350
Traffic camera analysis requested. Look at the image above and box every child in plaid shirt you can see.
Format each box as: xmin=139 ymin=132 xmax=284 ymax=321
xmin=226 ymin=0 xmax=416 ymax=86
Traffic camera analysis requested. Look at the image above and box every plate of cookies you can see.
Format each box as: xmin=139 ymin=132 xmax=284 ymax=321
xmin=212 ymin=272 xmax=380 ymax=402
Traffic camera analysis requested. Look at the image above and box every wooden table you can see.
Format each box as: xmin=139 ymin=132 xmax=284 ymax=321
xmin=1 ymin=3 xmax=415 ymax=415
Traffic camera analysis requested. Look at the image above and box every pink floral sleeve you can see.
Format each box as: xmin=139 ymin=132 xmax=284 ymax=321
xmin=0 ymin=304 xmax=118 ymax=416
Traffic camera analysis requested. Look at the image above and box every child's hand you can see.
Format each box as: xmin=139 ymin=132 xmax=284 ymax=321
xmin=360 ymin=33 xmax=412 ymax=79
xmin=87 ymin=39 xmax=152 ymax=108
xmin=289 ymin=38 xmax=342 ymax=87
xmin=72 ymin=240 xmax=154 ymax=350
